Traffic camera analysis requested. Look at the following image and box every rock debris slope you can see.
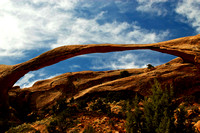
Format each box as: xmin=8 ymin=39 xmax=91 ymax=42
xmin=0 ymin=34 xmax=200 ymax=124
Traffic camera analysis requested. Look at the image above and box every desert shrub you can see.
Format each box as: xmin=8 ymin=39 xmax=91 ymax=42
xmin=58 ymin=119 xmax=76 ymax=131
xmin=47 ymin=120 xmax=59 ymax=133
xmin=47 ymin=101 xmax=79 ymax=132
xmin=53 ymin=104 xmax=79 ymax=123
xmin=6 ymin=123 xmax=36 ymax=133
xmin=56 ymin=98 xmax=68 ymax=111
xmin=120 ymin=70 xmax=131 ymax=78
xmin=77 ymin=99 xmax=88 ymax=110
xmin=175 ymin=105 xmax=187 ymax=132
xmin=62 ymin=105 xmax=78 ymax=117
xmin=143 ymin=79 xmax=175 ymax=133
xmin=90 ymin=98 xmax=111 ymax=115
xmin=125 ymin=79 xmax=197 ymax=133
xmin=125 ymin=80 xmax=175 ymax=133
xmin=47 ymin=110 xmax=79 ymax=133
xmin=147 ymin=64 xmax=154 ymax=69
xmin=175 ymin=105 xmax=195 ymax=133
xmin=52 ymin=98 xmax=68 ymax=114
xmin=125 ymin=101 xmax=135 ymax=133
xmin=121 ymin=100 xmax=127 ymax=114
xmin=126 ymin=95 xmax=143 ymax=133
xmin=83 ymin=124 xmax=95 ymax=133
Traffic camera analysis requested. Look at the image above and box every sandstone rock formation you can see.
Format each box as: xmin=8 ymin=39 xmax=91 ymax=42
xmin=0 ymin=34 xmax=200 ymax=125
xmin=9 ymin=57 xmax=200 ymax=113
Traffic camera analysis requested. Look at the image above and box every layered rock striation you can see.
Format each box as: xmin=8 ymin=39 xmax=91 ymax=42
xmin=0 ymin=34 xmax=200 ymax=125
xmin=10 ymin=58 xmax=200 ymax=112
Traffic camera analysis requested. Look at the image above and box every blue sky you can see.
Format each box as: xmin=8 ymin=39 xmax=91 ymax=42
xmin=0 ymin=0 xmax=199 ymax=88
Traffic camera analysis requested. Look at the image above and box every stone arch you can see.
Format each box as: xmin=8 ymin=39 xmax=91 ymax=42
xmin=0 ymin=34 xmax=200 ymax=124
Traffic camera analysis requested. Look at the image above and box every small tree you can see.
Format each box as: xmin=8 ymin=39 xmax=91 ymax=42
xmin=120 ymin=70 xmax=130 ymax=78
xmin=90 ymin=98 xmax=111 ymax=115
xmin=126 ymin=101 xmax=135 ymax=133
xmin=126 ymin=95 xmax=143 ymax=133
xmin=143 ymin=79 xmax=174 ymax=133
xmin=147 ymin=64 xmax=154 ymax=69
xmin=125 ymin=79 xmax=196 ymax=133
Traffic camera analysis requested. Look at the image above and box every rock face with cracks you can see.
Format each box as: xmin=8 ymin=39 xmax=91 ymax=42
xmin=0 ymin=34 xmax=200 ymax=125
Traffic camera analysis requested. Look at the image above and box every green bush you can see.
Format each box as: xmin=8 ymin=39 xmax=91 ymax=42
xmin=126 ymin=95 xmax=143 ymax=133
xmin=6 ymin=123 xmax=36 ymax=133
xmin=47 ymin=101 xmax=79 ymax=132
xmin=90 ymin=98 xmax=111 ymax=115
xmin=125 ymin=102 xmax=135 ymax=133
xmin=47 ymin=109 xmax=79 ymax=133
xmin=147 ymin=64 xmax=154 ymax=69
xmin=121 ymin=101 xmax=127 ymax=114
xmin=175 ymin=105 xmax=187 ymax=132
xmin=175 ymin=105 xmax=195 ymax=133
xmin=51 ymin=98 xmax=69 ymax=115
xmin=143 ymin=80 xmax=175 ymax=133
xmin=120 ymin=70 xmax=131 ymax=78
xmin=125 ymin=79 xmax=196 ymax=133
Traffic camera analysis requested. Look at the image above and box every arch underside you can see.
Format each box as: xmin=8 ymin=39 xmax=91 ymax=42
xmin=0 ymin=34 xmax=200 ymax=125
xmin=1 ymin=34 xmax=200 ymax=91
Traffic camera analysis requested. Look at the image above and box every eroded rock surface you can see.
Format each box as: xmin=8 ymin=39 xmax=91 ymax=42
xmin=0 ymin=34 xmax=200 ymax=125
xmin=10 ymin=58 xmax=200 ymax=112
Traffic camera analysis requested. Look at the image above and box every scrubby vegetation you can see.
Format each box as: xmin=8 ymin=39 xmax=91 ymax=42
xmin=6 ymin=80 xmax=200 ymax=132
xmin=120 ymin=70 xmax=131 ymax=78
xmin=6 ymin=123 xmax=40 ymax=133
xmin=89 ymin=98 xmax=111 ymax=115
xmin=125 ymin=79 xmax=195 ymax=133
xmin=147 ymin=64 xmax=154 ymax=69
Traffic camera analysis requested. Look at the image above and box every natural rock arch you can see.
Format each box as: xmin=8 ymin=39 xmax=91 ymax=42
xmin=0 ymin=34 xmax=200 ymax=123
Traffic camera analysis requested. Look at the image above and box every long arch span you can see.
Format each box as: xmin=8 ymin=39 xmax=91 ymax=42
xmin=0 ymin=34 xmax=200 ymax=123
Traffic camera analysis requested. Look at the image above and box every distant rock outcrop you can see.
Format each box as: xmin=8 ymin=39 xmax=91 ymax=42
xmin=0 ymin=34 xmax=200 ymax=125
